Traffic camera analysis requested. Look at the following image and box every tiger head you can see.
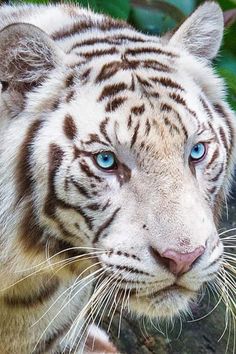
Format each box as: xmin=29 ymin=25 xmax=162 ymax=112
xmin=0 ymin=2 xmax=235 ymax=321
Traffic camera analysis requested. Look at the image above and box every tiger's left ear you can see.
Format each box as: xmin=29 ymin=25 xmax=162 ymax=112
xmin=169 ymin=1 xmax=224 ymax=61
xmin=0 ymin=23 xmax=63 ymax=90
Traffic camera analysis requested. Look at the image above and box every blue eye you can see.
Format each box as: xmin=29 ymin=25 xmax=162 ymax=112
xmin=190 ymin=143 xmax=206 ymax=162
xmin=95 ymin=151 xmax=117 ymax=170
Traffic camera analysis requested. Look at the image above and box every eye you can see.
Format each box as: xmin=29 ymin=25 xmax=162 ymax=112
xmin=95 ymin=151 xmax=117 ymax=170
xmin=190 ymin=143 xmax=206 ymax=162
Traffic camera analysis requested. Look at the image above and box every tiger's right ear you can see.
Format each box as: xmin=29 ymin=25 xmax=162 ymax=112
xmin=169 ymin=2 xmax=224 ymax=61
xmin=0 ymin=23 xmax=63 ymax=90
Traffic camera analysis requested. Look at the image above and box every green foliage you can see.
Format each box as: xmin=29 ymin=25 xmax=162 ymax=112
xmin=11 ymin=0 xmax=236 ymax=110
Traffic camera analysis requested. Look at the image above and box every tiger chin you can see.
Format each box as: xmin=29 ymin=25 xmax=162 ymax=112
xmin=0 ymin=1 xmax=235 ymax=354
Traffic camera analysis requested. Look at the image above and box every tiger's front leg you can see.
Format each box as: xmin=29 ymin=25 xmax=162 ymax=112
xmin=84 ymin=325 xmax=118 ymax=354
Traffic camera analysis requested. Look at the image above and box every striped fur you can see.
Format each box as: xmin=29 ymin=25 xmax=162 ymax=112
xmin=0 ymin=2 xmax=235 ymax=353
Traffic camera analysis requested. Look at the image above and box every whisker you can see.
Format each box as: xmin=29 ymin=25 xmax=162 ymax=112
xmin=32 ymin=264 xmax=105 ymax=352
xmin=32 ymin=262 xmax=103 ymax=327
xmin=68 ymin=272 xmax=119 ymax=352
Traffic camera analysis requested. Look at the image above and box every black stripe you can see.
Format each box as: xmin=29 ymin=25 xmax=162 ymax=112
xmin=98 ymin=82 xmax=127 ymax=101
xmin=130 ymin=122 xmax=140 ymax=148
xmin=81 ymin=47 xmax=118 ymax=59
xmin=71 ymin=177 xmax=91 ymax=198
xmin=99 ymin=117 xmax=112 ymax=144
xmin=206 ymin=148 xmax=219 ymax=169
xmin=200 ymin=96 xmax=213 ymax=120
xmin=106 ymin=263 xmax=153 ymax=277
xmin=16 ymin=119 xmax=43 ymax=203
xmin=126 ymin=47 xmax=178 ymax=58
xmin=80 ymin=160 xmax=102 ymax=182
xmin=151 ymin=77 xmax=184 ymax=91
xmin=142 ymin=59 xmax=172 ymax=72
xmin=94 ymin=208 xmax=120 ymax=243
xmin=69 ymin=35 xmax=146 ymax=52
xmin=209 ymin=163 xmax=224 ymax=182
xmin=52 ymin=19 xmax=129 ymax=41
xmin=105 ymin=97 xmax=127 ymax=112
xmin=4 ymin=277 xmax=59 ymax=308
xmin=131 ymin=104 xmax=145 ymax=115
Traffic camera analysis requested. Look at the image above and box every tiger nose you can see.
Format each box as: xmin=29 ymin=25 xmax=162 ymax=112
xmin=150 ymin=246 xmax=205 ymax=275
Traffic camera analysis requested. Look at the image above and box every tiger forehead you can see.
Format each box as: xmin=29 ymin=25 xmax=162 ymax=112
xmin=65 ymin=66 xmax=200 ymax=149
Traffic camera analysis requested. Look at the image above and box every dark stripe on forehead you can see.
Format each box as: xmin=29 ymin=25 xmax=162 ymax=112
xmin=83 ymin=133 xmax=110 ymax=146
xmin=16 ymin=119 xmax=43 ymax=202
xmin=105 ymin=97 xmax=127 ymax=113
xmin=96 ymin=61 xmax=123 ymax=82
xmin=173 ymin=110 xmax=188 ymax=140
xmin=131 ymin=104 xmax=145 ymax=115
xmin=52 ymin=19 xmax=129 ymax=40
xmin=93 ymin=207 xmax=121 ymax=243
xmin=69 ymin=35 xmax=146 ymax=52
xmin=63 ymin=114 xmax=77 ymax=140
xmin=65 ymin=90 xmax=76 ymax=103
xmin=81 ymin=47 xmax=118 ymax=59
xmin=169 ymin=92 xmax=186 ymax=106
xmin=160 ymin=103 xmax=172 ymax=112
xmin=98 ymin=83 xmax=127 ymax=101
xmin=136 ymin=75 xmax=152 ymax=88
xmin=150 ymin=77 xmax=184 ymax=91
xmin=169 ymin=93 xmax=197 ymax=120
xmin=145 ymin=119 xmax=151 ymax=136
xmin=164 ymin=117 xmax=180 ymax=135
xmin=160 ymin=105 xmax=188 ymax=140
xmin=100 ymin=117 xmax=112 ymax=144
xmin=4 ymin=277 xmax=59 ymax=308
xmin=95 ymin=57 xmax=172 ymax=84
xmin=80 ymin=68 xmax=91 ymax=83
xmin=125 ymin=47 xmax=178 ymax=58
xmin=142 ymin=60 xmax=172 ymax=72
xmin=95 ymin=60 xmax=140 ymax=83
xmin=128 ymin=114 xmax=132 ymax=129
xmin=65 ymin=73 xmax=75 ymax=87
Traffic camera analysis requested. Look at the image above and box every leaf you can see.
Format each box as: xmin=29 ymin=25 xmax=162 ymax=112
xmin=216 ymin=0 xmax=236 ymax=10
xmin=131 ymin=0 xmax=186 ymax=22
xmin=224 ymin=9 xmax=236 ymax=27
xmin=74 ymin=0 xmax=131 ymax=19
xmin=128 ymin=6 xmax=176 ymax=34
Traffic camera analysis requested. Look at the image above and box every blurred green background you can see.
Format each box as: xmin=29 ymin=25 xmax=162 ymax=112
xmin=10 ymin=0 xmax=236 ymax=111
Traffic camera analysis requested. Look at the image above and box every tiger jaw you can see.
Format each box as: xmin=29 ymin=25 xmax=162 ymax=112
xmin=129 ymin=285 xmax=196 ymax=319
xmin=95 ymin=237 xmax=223 ymax=319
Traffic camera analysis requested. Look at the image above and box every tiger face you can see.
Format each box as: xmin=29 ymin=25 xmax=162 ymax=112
xmin=0 ymin=2 xmax=235 ymax=323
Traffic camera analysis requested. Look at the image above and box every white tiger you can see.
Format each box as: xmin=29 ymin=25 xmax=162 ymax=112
xmin=0 ymin=1 xmax=235 ymax=353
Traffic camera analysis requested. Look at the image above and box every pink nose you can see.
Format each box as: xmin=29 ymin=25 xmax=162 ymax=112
xmin=151 ymin=246 xmax=205 ymax=275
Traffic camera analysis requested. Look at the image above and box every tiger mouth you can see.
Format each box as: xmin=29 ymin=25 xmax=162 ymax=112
xmin=131 ymin=284 xmax=196 ymax=300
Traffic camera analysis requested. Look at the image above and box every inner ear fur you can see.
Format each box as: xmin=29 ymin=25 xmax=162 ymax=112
xmin=169 ymin=1 xmax=224 ymax=61
xmin=0 ymin=22 xmax=63 ymax=90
